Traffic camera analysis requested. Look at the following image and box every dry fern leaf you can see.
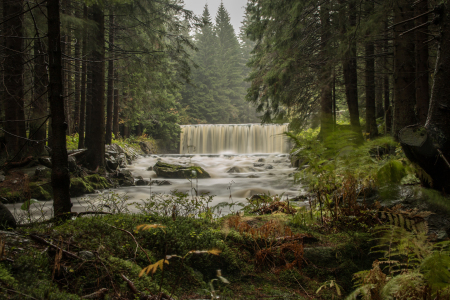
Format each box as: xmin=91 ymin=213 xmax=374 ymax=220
xmin=139 ymin=259 xmax=169 ymax=277
xmin=136 ymin=224 xmax=166 ymax=231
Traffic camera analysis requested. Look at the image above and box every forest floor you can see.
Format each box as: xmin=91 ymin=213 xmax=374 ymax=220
xmin=0 ymin=208 xmax=376 ymax=300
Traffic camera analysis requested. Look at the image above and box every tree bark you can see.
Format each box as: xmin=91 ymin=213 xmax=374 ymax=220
xmin=73 ymin=4 xmax=81 ymax=134
xmin=30 ymin=32 xmax=48 ymax=155
xmin=384 ymin=20 xmax=392 ymax=135
xmin=3 ymin=0 xmax=26 ymax=158
xmin=113 ymin=88 xmax=119 ymax=138
xmin=415 ymin=0 xmax=429 ymax=125
xmin=392 ymin=0 xmax=416 ymax=140
xmin=78 ymin=5 xmax=88 ymax=149
xmin=365 ymin=0 xmax=377 ymax=138
xmin=48 ymin=0 xmax=71 ymax=216
xmin=319 ymin=0 xmax=333 ymax=139
xmin=339 ymin=0 xmax=363 ymax=142
xmin=399 ymin=2 xmax=450 ymax=192
xmin=105 ymin=13 xmax=114 ymax=145
xmin=85 ymin=4 xmax=105 ymax=169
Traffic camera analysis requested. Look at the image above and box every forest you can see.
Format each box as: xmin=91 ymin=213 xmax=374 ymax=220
xmin=0 ymin=0 xmax=450 ymax=299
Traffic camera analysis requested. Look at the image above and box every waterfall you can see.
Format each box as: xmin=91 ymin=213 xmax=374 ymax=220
xmin=179 ymin=124 xmax=290 ymax=154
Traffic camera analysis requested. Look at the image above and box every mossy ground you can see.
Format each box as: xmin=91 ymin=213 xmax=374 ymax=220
xmin=0 ymin=212 xmax=375 ymax=299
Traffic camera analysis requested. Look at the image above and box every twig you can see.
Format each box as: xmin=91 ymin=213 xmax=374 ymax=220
xmin=388 ymin=9 xmax=435 ymax=29
xmin=81 ymin=288 xmax=108 ymax=299
xmin=0 ymin=286 xmax=38 ymax=300
xmin=104 ymin=223 xmax=152 ymax=262
xmin=29 ymin=234 xmax=83 ymax=260
xmin=437 ymin=149 xmax=450 ymax=169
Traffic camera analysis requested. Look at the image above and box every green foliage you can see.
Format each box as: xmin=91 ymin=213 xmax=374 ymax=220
xmin=348 ymin=226 xmax=450 ymax=299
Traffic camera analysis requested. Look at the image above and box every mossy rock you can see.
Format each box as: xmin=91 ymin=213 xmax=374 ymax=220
xmin=153 ymin=161 xmax=210 ymax=179
xmin=70 ymin=175 xmax=111 ymax=197
xmin=29 ymin=182 xmax=52 ymax=200
xmin=0 ymin=187 xmax=23 ymax=203
xmin=70 ymin=178 xmax=95 ymax=197
xmin=84 ymin=174 xmax=110 ymax=190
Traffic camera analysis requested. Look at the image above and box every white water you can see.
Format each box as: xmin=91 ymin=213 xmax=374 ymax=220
xmin=180 ymin=124 xmax=291 ymax=154
xmin=7 ymin=154 xmax=306 ymax=219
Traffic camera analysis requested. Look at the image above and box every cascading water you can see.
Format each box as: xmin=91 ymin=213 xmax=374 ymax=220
xmin=180 ymin=124 xmax=290 ymax=154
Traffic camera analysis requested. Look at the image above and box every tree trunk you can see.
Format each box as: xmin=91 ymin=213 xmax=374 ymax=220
xmin=30 ymin=33 xmax=48 ymax=156
xmin=392 ymin=0 xmax=416 ymax=140
xmin=399 ymin=2 xmax=450 ymax=192
xmin=105 ymin=13 xmax=114 ymax=145
xmin=48 ymin=0 xmax=71 ymax=216
xmin=78 ymin=5 xmax=88 ymax=149
xmin=86 ymin=4 xmax=105 ymax=170
xmin=384 ymin=20 xmax=392 ymax=135
xmin=73 ymin=4 xmax=81 ymax=134
xmin=319 ymin=0 xmax=333 ymax=138
xmin=3 ymin=0 xmax=26 ymax=158
xmin=415 ymin=0 xmax=429 ymax=125
xmin=113 ymin=88 xmax=119 ymax=139
xmin=365 ymin=0 xmax=378 ymax=138
xmin=85 ymin=59 xmax=93 ymax=150
xmin=339 ymin=0 xmax=363 ymax=141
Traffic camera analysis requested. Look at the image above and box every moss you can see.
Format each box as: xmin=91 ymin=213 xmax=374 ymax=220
xmin=84 ymin=174 xmax=111 ymax=190
xmin=0 ymin=187 xmax=22 ymax=203
xmin=70 ymin=177 xmax=94 ymax=197
xmin=108 ymin=256 xmax=169 ymax=296
xmin=153 ymin=161 xmax=211 ymax=179
xmin=29 ymin=182 xmax=52 ymax=200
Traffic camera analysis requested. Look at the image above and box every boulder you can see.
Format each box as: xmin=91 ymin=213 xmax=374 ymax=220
xmin=38 ymin=157 xmax=52 ymax=168
xmin=136 ymin=179 xmax=149 ymax=186
xmin=106 ymin=157 xmax=119 ymax=171
xmin=265 ymin=164 xmax=274 ymax=170
xmin=254 ymin=163 xmax=265 ymax=167
xmin=68 ymin=156 xmax=77 ymax=172
xmin=153 ymin=161 xmax=210 ymax=179
xmin=227 ymin=167 xmax=241 ymax=173
xmin=0 ymin=200 xmax=16 ymax=230
xmin=257 ymin=158 xmax=265 ymax=162
xmin=0 ymin=175 xmax=5 ymax=183
xmin=29 ymin=182 xmax=52 ymax=200
xmin=150 ymin=180 xmax=171 ymax=186
xmin=146 ymin=166 xmax=153 ymax=171
xmin=116 ymin=170 xmax=135 ymax=186
xmin=34 ymin=166 xmax=51 ymax=179
xmin=70 ymin=178 xmax=95 ymax=197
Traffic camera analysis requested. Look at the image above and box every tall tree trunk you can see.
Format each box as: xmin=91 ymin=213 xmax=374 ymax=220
xmin=319 ymin=0 xmax=333 ymax=138
xmin=415 ymin=0 xmax=429 ymax=125
xmin=30 ymin=34 xmax=48 ymax=155
xmin=78 ymin=5 xmax=88 ymax=149
xmin=365 ymin=0 xmax=378 ymax=138
xmin=392 ymin=0 xmax=416 ymax=140
xmin=48 ymin=0 xmax=71 ymax=216
xmin=339 ymin=0 xmax=363 ymax=142
xmin=73 ymin=4 xmax=81 ymax=134
xmin=3 ymin=0 xmax=26 ymax=158
xmin=113 ymin=88 xmax=119 ymax=139
xmin=399 ymin=2 xmax=450 ymax=192
xmin=384 ymin=20 xmax=392 ymax=135
xmin=86 ymin=4 xmax=105 ymax=169
xmin=85 ymin=60 xmax=93 ymax=150
xmin=105 ymin=13 xmax=114 ymax=145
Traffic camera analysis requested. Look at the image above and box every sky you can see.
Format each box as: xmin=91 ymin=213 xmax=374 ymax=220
xmin=183 ymin=0 xmax=247 ymax=34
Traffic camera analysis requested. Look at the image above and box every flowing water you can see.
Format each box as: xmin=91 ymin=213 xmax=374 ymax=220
xmin=180 ymin=124 xmax=291 ymax=154
xmin=7 ymin=124 xmax=305 ymax=219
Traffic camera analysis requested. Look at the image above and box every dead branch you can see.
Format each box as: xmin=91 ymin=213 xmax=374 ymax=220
xmin=3 ymin=156 xmax=34 ymax=170
xmin=29 ymin=234 xmax=83 ymax=260
xmin=81 ymin=288 xmax=108 ymax=299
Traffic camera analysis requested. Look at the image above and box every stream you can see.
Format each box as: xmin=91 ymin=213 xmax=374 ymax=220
xmin=6 ymin=154 xmax=306 ymax=219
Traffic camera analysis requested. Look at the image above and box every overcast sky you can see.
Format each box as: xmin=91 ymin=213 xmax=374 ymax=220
xmin=183 ymin=0 xmax=247 ymax=34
